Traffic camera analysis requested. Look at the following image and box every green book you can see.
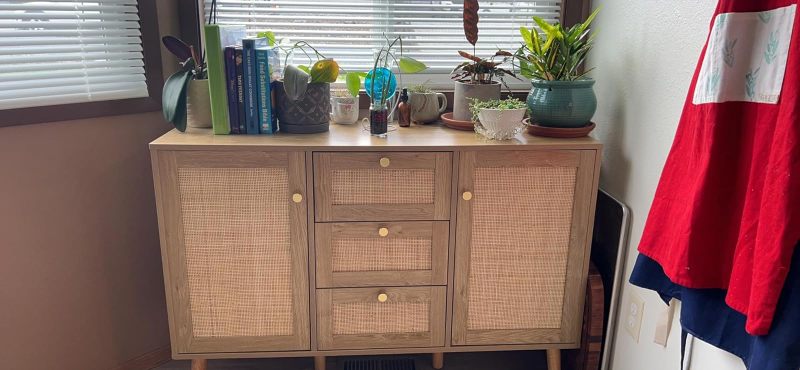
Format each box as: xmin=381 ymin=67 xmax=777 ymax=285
xmin=204 ymin=24 xmax=247 ymax=135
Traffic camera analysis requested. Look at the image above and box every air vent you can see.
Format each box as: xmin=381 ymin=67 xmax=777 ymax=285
xmin=342 ymin=358 xmax=416 ymax=370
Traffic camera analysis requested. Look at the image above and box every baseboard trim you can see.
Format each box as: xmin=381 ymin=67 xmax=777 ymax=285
xmin=113 ymin=346 xmax=172 ymax=370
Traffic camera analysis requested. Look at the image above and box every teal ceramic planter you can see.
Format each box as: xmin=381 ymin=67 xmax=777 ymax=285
xmin=527 ymin=79 xmax=597 ymax=128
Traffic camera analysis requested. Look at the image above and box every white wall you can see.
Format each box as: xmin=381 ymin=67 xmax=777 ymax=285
xmin=587 ymin=1 xmax=747 ymax=370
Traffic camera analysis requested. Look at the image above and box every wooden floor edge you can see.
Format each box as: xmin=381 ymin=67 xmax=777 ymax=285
xmin=112 ymin=345 xmax=172 ymax=370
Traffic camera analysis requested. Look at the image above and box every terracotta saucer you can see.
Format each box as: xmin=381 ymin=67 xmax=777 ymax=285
xmin=525 ymin=119 xmax=596 ymax=138
xmin=440 ymin=112 xmax=474 ymax=131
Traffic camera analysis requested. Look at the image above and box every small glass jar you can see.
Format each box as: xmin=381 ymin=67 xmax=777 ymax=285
xmin=369 ymin=101 xmax=389 ymax=137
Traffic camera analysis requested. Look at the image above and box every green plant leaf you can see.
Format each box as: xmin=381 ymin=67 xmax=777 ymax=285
xmin=283 ymin=64 xmax=310 ymax=101
xmin=345 ymin=72 xmax=361 ymax=97
xmin=398 ymin=56 xmax=428 ymax=73
xmin=161 ymin=65 xmax=193 ymax=132
xmin=257 ymin=31 xmax=276 ymax=46
xmin=519 ymin=26 xmax=533 ymax=50
xmin=297 ymin=65 xmax=311 ymax=74
xmin=573 ymin=7 xmax=601 ymax=41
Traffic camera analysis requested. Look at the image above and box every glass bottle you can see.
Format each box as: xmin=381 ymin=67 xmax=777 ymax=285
xmin=397 ymin=88 xmax=411 ymax=127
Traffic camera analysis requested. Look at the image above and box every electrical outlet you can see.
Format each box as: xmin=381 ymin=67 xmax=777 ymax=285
xmin=624 ymin=292 xmax=645 ymax=342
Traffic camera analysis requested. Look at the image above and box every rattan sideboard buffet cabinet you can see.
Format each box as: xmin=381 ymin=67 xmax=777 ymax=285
xmin=150 ymin=123 xmax=601 ymax=370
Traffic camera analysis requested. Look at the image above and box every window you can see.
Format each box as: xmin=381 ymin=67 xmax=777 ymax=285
xmin=204 ymin=0 xmax=564 ymax=87
xmin=1 ymin=0 xmax=162 ymax=126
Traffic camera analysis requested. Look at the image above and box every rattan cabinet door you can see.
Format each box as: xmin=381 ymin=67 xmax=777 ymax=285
xmin=313 ymin=152 xmax=452 ymax=221
xmin=153 ymin=150 xmax=310 ymax=354
xmin=316 ymin=221 xmax=449 ymax=287
xmin=452 ymin=150 xmax=598 ymax=346
xmin=317 ymin=286 xmax=446 ymax=350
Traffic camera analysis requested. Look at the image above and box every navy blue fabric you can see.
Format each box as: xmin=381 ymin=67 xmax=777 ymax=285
xmin=629 ymin=247 xmax=800 ymax=370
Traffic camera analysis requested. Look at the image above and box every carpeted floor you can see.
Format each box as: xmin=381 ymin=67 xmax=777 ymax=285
xmin=155 ymin=351 xmax=551 ymax=370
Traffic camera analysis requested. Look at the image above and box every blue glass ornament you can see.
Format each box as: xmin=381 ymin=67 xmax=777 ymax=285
xmin=364 ymin=67 xmax=397 ymax=102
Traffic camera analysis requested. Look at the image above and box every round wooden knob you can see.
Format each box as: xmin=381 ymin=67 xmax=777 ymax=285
xmin=378 ymin=227 xmax=389 ymax=237
xmin=462 ymin=191 xmax=473 ymax=201
xmin=292 ymin=193 xmax=303 ymax=203
xmin=377 ymin=293 xmax=388 ymax=303
xmin=379 ymin=157 xmax=390 ymax=167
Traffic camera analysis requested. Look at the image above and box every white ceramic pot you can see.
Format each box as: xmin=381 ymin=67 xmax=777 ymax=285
xmin=452 ymin=81 xmax=501 ymax=121
xmin=330 ymin=96 xmax=360 ymax=124
xmin=476 ymin=108 xmax=527 ymax=140
xmin=186 ymin=79 xmax=212 ymax=128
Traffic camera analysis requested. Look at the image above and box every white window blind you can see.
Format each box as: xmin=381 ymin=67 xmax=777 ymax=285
xmin=205 ymin=1 xmax=561 ymax=83
xmin=0 ymin=0 xmax=148 ymax=110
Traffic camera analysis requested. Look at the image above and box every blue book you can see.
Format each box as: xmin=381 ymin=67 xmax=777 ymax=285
xmin=256 ymin=46 xmax=280 ymax=134
xmin=241 ymin=38 xmax=265 ymax=135
xmin=223 ymin=46 xmax=240 ymax=134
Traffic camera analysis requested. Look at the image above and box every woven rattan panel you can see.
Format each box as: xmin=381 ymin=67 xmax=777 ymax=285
xmin=331 ymin=237 xmax=432 ymax=272
xmin=178 ymin=167 xmax=294 ymax=338
xmin=332 ymin=301 xmax=430 ymax=335
xmin=467 ymin=166 xmax=577 ymax=330
xmin=330 ymin=169 xmax=435 ymax=205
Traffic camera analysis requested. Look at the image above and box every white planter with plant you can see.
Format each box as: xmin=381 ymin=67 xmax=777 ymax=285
xmin=330 ymin=89 xmax=359 ymax=124
xmin=470 ymin=98 xmax=528 ymax=140
xmin=517 ymin=9 xmax=600 ymax=128
xmin=408 ymin=83 xmax=447 ymax=124
xmin=161 ymin=36 xmax=209 ymax=131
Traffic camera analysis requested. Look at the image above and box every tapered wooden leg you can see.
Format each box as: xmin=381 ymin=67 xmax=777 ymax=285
xmin=314 ymin=355 xmax=326 ymax=370
xmin=432 ymin=352 xmax=444 ymax=369
xmin=546 ymin=349 xmax=561 ymax=370
xmin=190 ymin=359 xmax=207 ymax=370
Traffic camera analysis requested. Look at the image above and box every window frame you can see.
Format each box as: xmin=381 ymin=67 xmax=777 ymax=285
xmin=189 ymin=0 xmax=592 ymax=91
xmin=1 ymin=0 xmax=164 ymax=128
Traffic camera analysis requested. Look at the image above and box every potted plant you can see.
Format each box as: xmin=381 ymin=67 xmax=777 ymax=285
xmin=330 ymin=88 xmax=359 ymax=124
xmin=344 ymin=37 xmax=427 ymax=136
xmin=517 ymin=8 xmax=600 ymax=128
xmin=449 ymin=0 xmax=519 ymax=122
xmin=470 ymin=97 xmax=528 ymax=140
xmin=408 ymin=83 xmax=447 ymax=124
xmin=275 ymin=41 xmax=341 ymax=133
xmin=161 ymin=36 xmax=209 ymax=131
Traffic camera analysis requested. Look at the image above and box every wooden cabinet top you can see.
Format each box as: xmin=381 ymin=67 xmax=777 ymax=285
xmin=150 ymin=124 xmax=602 ymax=151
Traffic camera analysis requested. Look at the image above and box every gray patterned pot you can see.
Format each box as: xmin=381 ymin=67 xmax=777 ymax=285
xmin=275 ymin=81 xmax=330 ymax=133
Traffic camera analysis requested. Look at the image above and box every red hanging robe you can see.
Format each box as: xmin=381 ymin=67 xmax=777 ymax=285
xmin=638 ymin=0 xmax=800 ymax=336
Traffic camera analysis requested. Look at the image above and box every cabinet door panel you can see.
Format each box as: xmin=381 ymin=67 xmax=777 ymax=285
xmin=154 ymin=150 xmax=310 ymax=354
xmin=452 ymin=150 xmax=597 ymax=346
xmin=317 ymin=286 xmax=446 ymax=350
xmin=316 ymin=221 xmax=449 ymax=287
xmin=313 ymin=152 xmax=452 ymax=221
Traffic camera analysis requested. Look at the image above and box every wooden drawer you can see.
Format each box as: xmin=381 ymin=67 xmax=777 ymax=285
xmin=313 ymin=152 xmax=452 ymax=221
xmin=315 ymin=221 xmax=449 ymax=288
xmin=317 ymin=286 xmax=446 ymax=350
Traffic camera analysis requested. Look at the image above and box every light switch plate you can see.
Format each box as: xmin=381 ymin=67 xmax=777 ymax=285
xmin=624 ymin=292 xmax=645 ymax=342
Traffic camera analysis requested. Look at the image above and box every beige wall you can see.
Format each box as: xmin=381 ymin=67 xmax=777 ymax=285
xmin=0 ymin=112 xmax=173 ymax=370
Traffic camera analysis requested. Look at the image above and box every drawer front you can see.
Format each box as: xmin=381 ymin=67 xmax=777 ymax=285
xmin=313 ymin=152 xmax=452 ymax=221
xmin=317 ymin=286 xmax=446 ymax=350
xmin=316 ymin=221 xmax=449 ymax=288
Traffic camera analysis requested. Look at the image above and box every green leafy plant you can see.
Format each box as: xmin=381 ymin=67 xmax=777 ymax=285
xmin=468 ymin=97 xmax=527 ymax=122
xmin=451 ymin=0 xmax=518 ymax=86
xmin=408 ymin=82 xmax=434 ymax=94
xmin=161 ymin=36 xmax=205 ymax=132
xmin=278 ymin=40 xmax=342 ymax=100
xmin=517 ymin=8 xmax=600 ymax=81
xmin=347 ymin=36 xmax=428 ymax=103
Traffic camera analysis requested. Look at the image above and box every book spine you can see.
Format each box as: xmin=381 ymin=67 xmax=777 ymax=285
xmin=242 ymin=39 xmax=259 ymax=135
xmin=203 ymin=25 xmax=230 ymax=135
xmin=234 ymin=48 xmax=246 ymax=134
xmin=224 ymin=46 xmax=239 ymax=134
xmin=256 ymin=48 xmax=275 ymax=134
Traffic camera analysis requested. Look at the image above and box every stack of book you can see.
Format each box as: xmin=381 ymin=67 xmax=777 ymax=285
xmin=205 ymin=25 xmax=280 ymax=135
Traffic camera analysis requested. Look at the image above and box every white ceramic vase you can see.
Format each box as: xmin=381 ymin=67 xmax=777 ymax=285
xmin=186 ymin=79 xmax=212 ymax=128
xmin=330 ymin=96 xmax=360 ymax=124
xmin=476 ymin=108 xmax=527 ymax=140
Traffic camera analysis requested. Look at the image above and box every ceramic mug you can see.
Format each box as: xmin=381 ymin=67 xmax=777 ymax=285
xmin=330 ymin=96 xmax=359 ymax=124
xmin=409 ymin=92 xmax=447 ymax=124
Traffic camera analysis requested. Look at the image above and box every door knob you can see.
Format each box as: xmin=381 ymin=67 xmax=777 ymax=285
xmin=462 ymin=191 xmax=473 ymax=201
xmin=379 ymin=157 xmax=390 ymax=167
xmin=378 ymin=227 xmax=389 ymax=237
xmin=292 ymin=193 xmax=303 ymax=203
xmin=377 ymin=293 xmax=388 ymax=302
